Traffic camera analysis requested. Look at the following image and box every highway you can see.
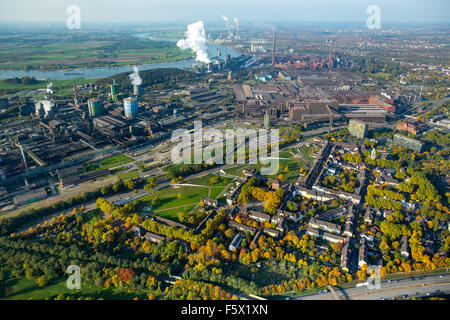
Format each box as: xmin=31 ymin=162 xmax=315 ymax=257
xmin=295 ymin=273 xmax=450 ymax=300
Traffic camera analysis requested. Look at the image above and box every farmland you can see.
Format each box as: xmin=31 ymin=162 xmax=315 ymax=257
xmin=0 ymin=31 xmax=193 ymax=71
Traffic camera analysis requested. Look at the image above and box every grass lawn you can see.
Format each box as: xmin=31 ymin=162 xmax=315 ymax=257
xmin=136 ymin=186 xmax=211 ymax=220
xmin=116 ymin=169 xmax=140 ymax=180
xmin=0 ymin=77 xmax=97 ymax=92
xmin=244 ymin=145 xmax=314 ymax=184
xmin=3 ymin=277 xmax=148 ymax=300
xmin=136 ymin=174 xmax=233 ymax=220
xmin=153 ymin=204 xmax=197 ymax=219
xmin=223 ymin=164 xmax=248 ymax=177
xmin=188 ymin=174 xmax=234 ymax=187
xmin=85 ymin=154 xmax=134 ymax=173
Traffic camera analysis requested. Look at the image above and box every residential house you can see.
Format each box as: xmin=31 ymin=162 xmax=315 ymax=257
xmin=344 ymin=208 xmax=355 ymax=237
xmin=229 ymin=233 xmax=243 ymax=251
xmin=308 ymin=217 xmax=341 ymax=234
xmin=358 ymin=238 xmax=368 ymax=268
xmin=316 ymin=206 xmax=348 ymax=221
xmin=401 ymin=235 xmax=409 ymax=258
xmin=130 ymin=226 xmax=146 ymax=238
xmin=201 ymin=196 xmax=218 ymax=208
xmin=341 ymin=239 xmax=353 ymax=272
xmin=248 ymin=210 xmax=271 ymax=223
xmin=145 ymin=232 xmax=166 ymax=244
xmin=229 ymin=220 xmax=256 ymax=234
xmin=263 ymin=227 xmax=281 ymax=238
xmin=364 ymin=209 xmax=374 ymax=224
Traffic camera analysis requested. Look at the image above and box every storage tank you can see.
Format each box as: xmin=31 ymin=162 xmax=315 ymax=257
xmin=110 ymin=83 xmax=118 ymax=101
xmin=123 ymin=97 xmax=138 ymax=119
xmin=88 ymin=99 xmax=103 ymax=117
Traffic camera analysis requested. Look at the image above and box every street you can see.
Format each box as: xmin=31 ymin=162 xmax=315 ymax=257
xmin=295 ymin=273 xmax=450 ymax=300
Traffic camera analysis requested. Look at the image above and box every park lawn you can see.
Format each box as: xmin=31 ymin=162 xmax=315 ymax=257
xmin=137 ymin=186 xmax=210 ymax=220
xmin=85 ymin=154 xmax=134 ymax=173
xmin=209 ymin=187 xmax=226 ymax=199
xmin=153 ymin=204 xmax=197 ymax=220
xmin=297 ymin=144 xmax=314 ymax=161
xmin=244 ymin=146 xmax=313 ymax=184
xmin=223 ymin=164 xmax=248 ymax=177
xmin=3 ymin=277 xmax=148 ymax=300
xmin=188 ymin=174 xmax=234 ymax=187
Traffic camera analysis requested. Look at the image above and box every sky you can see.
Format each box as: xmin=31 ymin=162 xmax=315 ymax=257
xmin=0 ymin=0 xmax=449 ymax=25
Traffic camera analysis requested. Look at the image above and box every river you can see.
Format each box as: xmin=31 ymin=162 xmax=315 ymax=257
xmin=0 ymin=34 xmax=240 ymax=80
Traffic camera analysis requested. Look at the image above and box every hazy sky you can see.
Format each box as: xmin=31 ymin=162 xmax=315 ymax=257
xmin=0 ymin=0 xmax=449 ymax=25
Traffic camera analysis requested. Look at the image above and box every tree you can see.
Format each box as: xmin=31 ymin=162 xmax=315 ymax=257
xmin=118 ymin=268 xmax=136 ymax=285
xmin=146 ymin=177 xmax=158 ymax=190
xmin=224 ymin=229 xmax=235 ymax=239
xmin=124 ymin=180 xmax=135 ymax=190
xmin=36 ymin=275 xmax=49 ymax=287
xmin=210 ymin=176 xmax=220 ymax=185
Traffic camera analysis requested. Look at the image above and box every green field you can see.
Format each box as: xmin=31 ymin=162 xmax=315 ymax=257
xmin=116 ymin=169 xmax=140 ymax=181
xmin=188 ymin=174 xmax=234 ymax=187
xmin=3 ymin=276 xmax=148 ymax=300
xmin=0 ymin=34 xmax=193 ymax=71
xmin=0 ymin=77 xmax=98 ymax=92
xmin=85 ymin=154 xmax=134 ymax=173
xmin=245 ymin=145 xmax=314 ymax=183
xmin=223 ymin=165 xmax=249 ymax=177
xmin=137 ymin=186 xmax=210 ymax=220
xmin=137 ymin=174 xmax=234 ymax=221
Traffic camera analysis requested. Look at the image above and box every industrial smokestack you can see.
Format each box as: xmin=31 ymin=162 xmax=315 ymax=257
xmin=272 ymin=31 xmax=276 ymax=66
xmin=222 ymin=16 xmax=231 ymax=39
xmin=134 ymin=84 xmax=142 ymax=96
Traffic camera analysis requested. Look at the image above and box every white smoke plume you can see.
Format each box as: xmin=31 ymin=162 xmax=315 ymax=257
xmin=177 ymin=21 xmax=210 ymax=64
xmin=222 ymin=16 xmax=229 ymax=29
xmin=46 ymin=82 xmax=53 ymax=95
xmin=129 ymin=66 xmax=142 ymax=86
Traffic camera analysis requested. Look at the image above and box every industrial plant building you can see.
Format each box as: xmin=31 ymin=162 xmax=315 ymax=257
xmin=232 ymin=83 xmax=388 ymax=126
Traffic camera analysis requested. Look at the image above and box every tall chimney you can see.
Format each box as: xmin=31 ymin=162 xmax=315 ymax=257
xmin=272 ymin=31 xmax=276 ymax=66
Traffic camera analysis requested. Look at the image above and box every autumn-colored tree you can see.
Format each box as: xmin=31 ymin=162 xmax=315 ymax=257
xmin=118 ymin=268 xmax=136 ymax=285
xmin=36 ymin=275 xmax=49 ymax=287
xmin=146 ymin=275 xmax=156 ymax=288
